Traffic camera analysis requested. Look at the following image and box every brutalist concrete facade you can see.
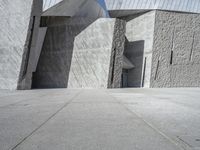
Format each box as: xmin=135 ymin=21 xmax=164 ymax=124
xmin=1 ymin=0 xmax=200 ymax=90
xmin=68 ymin=19 xmax=126 ymax=89
xmin=122 ymin=10 xmax=200 ymax=88
xmin=150 ymin=11 xmax=200 ymax=88
xmin=124 ymin=11 xmax=156 ymax=88
xmin=33 ymin=18 xmax=125 ymax=89
xmin=0 ymin=0 xmax=42 ymax=90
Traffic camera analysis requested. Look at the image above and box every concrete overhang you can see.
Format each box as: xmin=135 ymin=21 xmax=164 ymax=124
xmin=42 ymin=0 xmax=109 ymax=18
xmin=105 ymin=0 xmax=200 ymax=17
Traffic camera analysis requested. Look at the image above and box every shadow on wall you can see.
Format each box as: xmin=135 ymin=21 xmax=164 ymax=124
xmin=32 ymin=17 xmax=96 ymax=89
xmin=122 ymin=38 xmax=145 ymax=88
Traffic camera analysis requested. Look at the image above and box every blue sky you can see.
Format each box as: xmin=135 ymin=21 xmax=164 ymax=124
xmin=97 ymin=0 xmax=107 ymax=10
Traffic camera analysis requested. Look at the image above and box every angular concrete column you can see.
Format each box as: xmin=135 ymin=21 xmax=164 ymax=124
xmin=68 ymin=18 xmax=126 ymax=89
xmin=32 ymin=18 xmax=126 ymax=89
xmin=0 ymin=0 xmax=42 ymax=90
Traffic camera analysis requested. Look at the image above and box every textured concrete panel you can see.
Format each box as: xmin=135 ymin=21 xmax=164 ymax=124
xmin=33 ymin=17 xmax=104 ymax=88
xmin=107 ymin=19 xmax=126 ymax=88
xmin=32 ymin=18 xmax=82 ymax=88
xmin=17 ymin=1 xmax=43 ymax=90
xmin=151 ymin=11 xmax=200 ymax=87
xmin=0 ymin=0 xmax=42 ymax=90
xmin=125 ymin=11 xmax=155 ymax=88
xmin=68 ymin=18 xmax=126 ymax=89
xmin=19 ymin=27 xmax=47 ymax=90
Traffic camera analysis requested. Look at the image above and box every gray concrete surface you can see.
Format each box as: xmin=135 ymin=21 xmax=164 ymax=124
xmin=151 ymin=11 xmax=200 ymax=88
xmin=0 ymin=0 xmax=43 ymax=90
xmin=32 ymin=17 xmax=95 ymax=88
xmin=68 ymin=18 xmax=125 ymax=89
xmin=125 ymin=11 xmax=155 ymax=88
xmin=0 ymin=0 xmax=37 ymax=90
xmin=0 ymin=88 xmax=200 ymax=150
xmin=33 ymin=18 xmax=126 ymax=89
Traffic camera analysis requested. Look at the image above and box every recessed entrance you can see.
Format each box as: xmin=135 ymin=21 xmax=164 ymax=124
xmin=121 ymin=39 xmax=145 ymax=88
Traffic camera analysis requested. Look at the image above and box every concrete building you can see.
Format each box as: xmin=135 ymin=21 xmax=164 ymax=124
xmin=1 ymin=0 xmax=200 ymax=90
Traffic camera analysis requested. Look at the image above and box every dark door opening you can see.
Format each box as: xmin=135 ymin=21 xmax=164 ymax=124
xmin=121 ymin=39 xmax=145 ymax=88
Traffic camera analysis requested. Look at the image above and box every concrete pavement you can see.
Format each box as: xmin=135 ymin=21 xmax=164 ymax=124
xmin=0 ymin=88 xmax=200 ymax=150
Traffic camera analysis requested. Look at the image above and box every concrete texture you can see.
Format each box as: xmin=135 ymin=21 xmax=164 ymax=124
xmin=32 ymin=17 xmax=96 ymax=88
xmin=0 ymin=88 xmax=200 ymax=150
xmin=107 ymin=19 xmax=126 ymax=88
xmin=0 ymin=0 xmax=42 ymax=90
xmin=125 ymin=11 xmax=155 ymax=88
xmin=68 ymin=18 xmax=125 ymax=89
xmin=33 ymin=18 xmax=125 ymax=89
xmin=17 ymin=1 xmax=43 ymax=90
xmin=151 ymin=11 xmax=200 ymax=88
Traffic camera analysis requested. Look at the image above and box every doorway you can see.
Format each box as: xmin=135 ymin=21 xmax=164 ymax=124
xmin=122 ymin=39 xmax=145 ymax=88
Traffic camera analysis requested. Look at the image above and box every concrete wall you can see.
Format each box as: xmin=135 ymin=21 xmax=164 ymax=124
xmin=107 ymin=19 xmax=126 ymax=88
xmin=32 ymin=17 xmax=94 ymax=88
xmin=0 ymin=0 xmax=42 ymax=90
xmin=125 ymin=11 xmax=156 ymax=88
xmin=17 ymin=1 xmax=43 ymax=90
xmin=33 ymin=18 xmax=125 ymax=89
xmin=68 ymin=18 xmax=126 ymax=89
xmin=151 ymin=11 xmax=200 ymax=87
xmin=33 ymin=18 xmax=126 ymax=89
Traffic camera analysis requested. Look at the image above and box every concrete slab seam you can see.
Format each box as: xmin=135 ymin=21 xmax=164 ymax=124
xmin=0 ymin=93 xmax=50 ymax=109
xmin=106 ymin=91 xmax=186 ymax=150
xmin=9 ymin=90 xmax=83 ymax=150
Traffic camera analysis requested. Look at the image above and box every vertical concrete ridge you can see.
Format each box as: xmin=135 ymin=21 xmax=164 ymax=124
xmin=17 ymin=0 xmax=43 ymax=90
xmin=107 ymin=19 xmax=126 ymax=88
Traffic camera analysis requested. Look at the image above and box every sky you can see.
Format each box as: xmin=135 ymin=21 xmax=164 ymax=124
xmin=97 ymin=0 xmax=108 ymax=10
xmin=44 ymin=0 xmax=108 ymax=9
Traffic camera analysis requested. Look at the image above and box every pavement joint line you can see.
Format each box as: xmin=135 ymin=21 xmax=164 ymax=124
xmin=0 ymin=90 xmax=49 ymax=99
xmin=71 ymin=102 xmax=119 ymax=104
xmin=0 ymin=93 xmax=28 ymax=99
xmin=9 ymin=90 xmax=82 ymax=150
xmin=0 ymin=93 xmax=51 ymax=109
xmin=106 ymin=91 xmax=187 ymax=150
xmin=0 ymin=90 xmax=75 ymax=109
xmin=177 ymin=136 xmax=193 ymax=148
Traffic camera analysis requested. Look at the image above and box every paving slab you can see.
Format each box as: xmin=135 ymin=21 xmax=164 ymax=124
xmin=108 ymin=88 xmax=200 ymax=150
xmin=0 ymin=88 xmax=199 ymax=150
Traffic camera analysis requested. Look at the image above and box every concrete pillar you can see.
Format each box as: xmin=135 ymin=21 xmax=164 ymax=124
xmin=0 ymin=0 xmax=42 ymax=90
